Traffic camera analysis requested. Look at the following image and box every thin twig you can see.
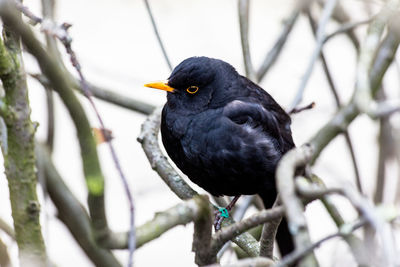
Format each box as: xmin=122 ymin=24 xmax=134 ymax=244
xmin=374 ymin=90 xmax=395 ymax=203
xmin=306 ymin=9 xmax=363 ymax=194
xmin=211 ymin=206 xmax=285 ymax=252
xmin=288 ymin=0 xmax=339 ymax=112
xmin=257 ymin=8 xmax=300 ymax=82
xmin=316 ymin=0 xmax=360 ymax=49
xmin=309 ymin=21 xmax=400 ymax=163
xmin=41 ymin=0 xmax=59 ymax=153
xmin=14 ymin=0 xmax=42 ymax=24
xmin=276 ymin=219 xmax=366 ymax=267
xmin=31 ymin=73 xmax=156 ymax=115
xmin=15 ymin=2 xmax=137 ymax=264
xmin=354 ymin=0 xmax=400 ymax=118
xmin=143 ymin=0 xmax=173 ymax=71
xmin=289 ymin=101 xmax=315 ymax=114
xmin=65 ymin=35 xmax=137 ymax=267
xmin=238 ymin=0 xmax=256 ymax=81
xmin=323 ymin=17 xmax=374 ymax=44
xmin=299 ymin=175 xmax=398 ymax=266
xmin=233 ymin=195 xmax=255 ymax=221
xmin=310 ymin=179 xmax=368 ymax=265
xmin=0 ymin=0 xmax=114 ymax=258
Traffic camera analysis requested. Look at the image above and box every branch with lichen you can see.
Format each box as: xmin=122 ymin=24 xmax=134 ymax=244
xmin=0 ymin=0 xmax=110 ymax=240
xmin=0 ymin=16 xmax=47 ymax=267
xmin=37 ymin=141 xmax=216 ymax=261
xmin=36 ymin=143 xmax=121 ymax=267
xmin=10 ymin=2 xmax=137 ymax=262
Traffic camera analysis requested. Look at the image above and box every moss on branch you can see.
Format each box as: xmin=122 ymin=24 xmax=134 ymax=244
xmin=0 ymin=22 xmax=47 ymax=266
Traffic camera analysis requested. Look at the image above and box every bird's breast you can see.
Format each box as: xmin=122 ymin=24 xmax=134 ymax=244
xmin=161 ymin=106 xmax=279 ymax=196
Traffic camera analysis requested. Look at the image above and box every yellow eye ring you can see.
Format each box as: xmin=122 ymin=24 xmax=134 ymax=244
xmin=186 ymin=86 xmax=199 ymax=94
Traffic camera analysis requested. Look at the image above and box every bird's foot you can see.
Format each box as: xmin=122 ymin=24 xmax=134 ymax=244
xmin=213 ymin=195 xmax=241 ymax=231
xmin=214 ymin=207 xmax=230 ymax=231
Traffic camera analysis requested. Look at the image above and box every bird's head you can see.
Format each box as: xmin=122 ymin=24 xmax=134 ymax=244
xmin=145 ymin=57 xmax=239 ymax=113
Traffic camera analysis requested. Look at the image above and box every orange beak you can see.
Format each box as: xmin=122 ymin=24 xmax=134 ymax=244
xmin=144 ymin=81 xmax=175 ymax=92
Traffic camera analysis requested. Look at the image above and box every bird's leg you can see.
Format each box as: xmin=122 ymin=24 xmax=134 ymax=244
xmin=214 ymin=195 xmax=241 ymax=231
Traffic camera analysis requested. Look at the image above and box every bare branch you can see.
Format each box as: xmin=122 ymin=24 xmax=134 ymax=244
xmin=0 ymin=5 xmax=47 ymax=265
xmin=193 ymin=196 xmax=215 ymax=266
xmin=309 ymin=21 xmax=400 ymax=163
xmin=14 ymin=0 xmax=42 ymax=24
xmin=41 ymin=0 xmax=59 ymax=153
xmin=323 ymin=17 xmax=373 ymax=44
xmin=256 ymin=7 xmax=300 ymax=82
xmin=0 ymin=218 xmax=14 ymax=240
xmin=205 ymin=257 xmax=274 ymax=267
xmin=212 ymin=207 xmax=285 ymax=253
xmin=36 ymin=144 xmax=122 ymax=267
xmin=276 ymin=219 xmax=366 ymax=267
xmin=288 ymin=0 xmax=339 ymax=112
xmin=32 ymin=73 xmax=156 ymax=115
xmin=298 ymin=175 xmax=398 ymax=266
xmin=238 ymin=0 xmax=256 ymax=81
xmin=354 ymin=0 xmax=400 ymax=117
xmin=0 ymin=0 xmax=111 ymax=243
xmin=289 ymin=101 xmax=315 ymax=114
xmin=275 ymin=144 xmax=318 ymax=267
xmin=259 ymin=198 xmax=281 ymax=258
xmin=0 ymin=237 xmax=10 ymax=267
xmin=316 ymin=0 xmax=360 ymax=49
xmin=306 ymin=9 xmax=363 ymax=193
xmin=143 ymin=0 xmax=173 ymax=71
xmin=12 ymin=1 xmax=138 ymax=262
xmin=136 ymin=196 xmax=212 ymax=249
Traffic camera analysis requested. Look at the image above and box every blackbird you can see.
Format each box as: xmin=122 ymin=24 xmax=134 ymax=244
xmin=145 ymin=56 xmax=295 ymax=256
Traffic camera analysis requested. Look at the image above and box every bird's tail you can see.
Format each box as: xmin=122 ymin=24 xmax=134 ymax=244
xmin=258 ymin=190 xmax=295 ymax=257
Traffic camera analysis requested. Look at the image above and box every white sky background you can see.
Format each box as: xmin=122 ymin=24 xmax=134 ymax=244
xmin=0 ymin=0 xmax=399 ymax=266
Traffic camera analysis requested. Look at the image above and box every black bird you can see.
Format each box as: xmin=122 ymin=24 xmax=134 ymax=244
xmin=145 ymin=56 xmax=295 ymax=256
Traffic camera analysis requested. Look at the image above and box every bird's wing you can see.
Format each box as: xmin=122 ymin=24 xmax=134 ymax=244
xmin=178 ymin=101 xmax=291 ymax=195
xmin=222 ymin=99 xmax=294 ymax=153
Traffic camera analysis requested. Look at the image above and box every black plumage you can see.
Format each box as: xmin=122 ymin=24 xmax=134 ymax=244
xmin=146 ymin=56 xmax=295 ymax=256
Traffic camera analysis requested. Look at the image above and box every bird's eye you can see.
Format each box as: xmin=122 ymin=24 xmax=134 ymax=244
xmin=186 ymin=86 xmax=199 ymax=94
